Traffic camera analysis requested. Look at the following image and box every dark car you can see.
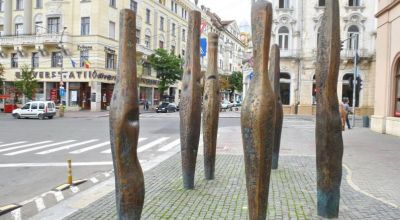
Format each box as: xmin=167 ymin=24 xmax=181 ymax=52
xmin=155 ymin=102 xmax=178 ymax=113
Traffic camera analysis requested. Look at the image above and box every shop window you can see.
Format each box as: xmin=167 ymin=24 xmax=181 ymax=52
xmin=106 ymin=53 xmax=115 ymax=69
xmin=81 ymin=17 xmax=90 ymax=36
xmin=280 ymin=72 xmax=291 ymax=105
xmin=349 ymin=0 xmax=360 ymax=7
xmin=32 ymin=52 xmax=39 ymax=68
xmin=130 ymin=0 xmax=137 ymax=11
xmin=11 ymin=53 xmax=18 ymax=68
xmin=395 ymin=63 xmax=400 ymax=117
xmin=51 ymin=52 xmax=63 ymax=68
xmin=47 ymin=17 xmax=60 ymax=33
xmin=278 ymin=26 xmax=289 ymax=50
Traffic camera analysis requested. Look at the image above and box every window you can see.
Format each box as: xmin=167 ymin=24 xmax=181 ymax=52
xmin=0 ymin=24 xmax=3 ymax=36
xmin=159 ymin=40 xmax=164 ymax=49
xmin=80 ymin=50 xmax=89 ymax=67
xmin=143 ymin=62 xmax=151 ymax=76
xmin=109 ymin=0 xmax=116 ymax=7
xmin=130 ymin=0 xmax=137 ymax=11
xmin=160 ymin=17 xmax=164 ymax=31
xmin=172 ymin=23 xmax=176 ymax=36
xmin=35 ymin=21 xmax=42 ymax=34
xmin=16 ymin=0 xmax=24 ymax=10
xmin=182 ymin=49 xmax=185 ymax=57
xmin=109 ymin=21 xmax=115 ymax=39
xmin=280 ymin=73 xmax=291 ymax=105
xmin=136 ymin=29 xmax=141 ymax=44
xmin=171 ymin=1 xmax=174 ymax=11
xmin=0 ymin=0 xmax=4 ymax=12
xmin=318 ymin=0 xmax=325 ymax=6
xmin=31 ymin=103 xmax=38 ymax=110
xmin=145 ymin=35 xmax=150 ymax=48
xmin=51 ymin=52 xmax=62 ymax=68
xmin=159 ymin=0 xmax=165 ymax=5
xmin=395 ymin=63 xmax=400 ymax=117
xmin=47 ymin=17 xmax=60 ymax=33
xmin=146 ymin=9 xmax=151 ymax=24
xmin=36 ymin=0 xmax=43 ymax=8
xmin=32 ymin=52 xmax=39 ymax=68
xmin=106 ymin=53 xmax=116 ymax=69
xmin=81 ymin=17 xmax=90 ymax=36
xmin=347 ymin=25 xmax=359 ymax=50
xmin=11 ymin=53 xmax=18 ymax=68
xmin=219 ymin=59 xmax=223 ymax=69
xmin=279 ymin=0 xmax=289 ymax=8
xmin=278 ymin=26 xmax=289 ymax=50
xmin=174 ymin=3 xmax=177 ymax=13
xmin=171 ymin=45 xmax=175 ymax=54
xmin=39 ymin=103 xmax=45 ymax=110
xmin=15 ymin=23 xmax=23 ymax=35
xmin=349 ymin=0 xmax=360 ymax=6
xmin=182 ymin=29 xmax=186 ymax=41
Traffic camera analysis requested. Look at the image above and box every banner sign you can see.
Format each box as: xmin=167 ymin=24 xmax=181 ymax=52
xmin=15 ymin=70 xmax=116 ymax=81
xmin=200 ymin=38 xmax=207 ymax=57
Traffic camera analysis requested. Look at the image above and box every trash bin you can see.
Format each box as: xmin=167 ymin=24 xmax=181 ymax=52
xmin=362 ymin=116 xmax=370 ymax=128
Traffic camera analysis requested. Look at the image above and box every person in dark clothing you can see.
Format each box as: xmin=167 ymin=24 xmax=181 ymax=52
xmin=343 ymin=98 xmax=352 ymax=129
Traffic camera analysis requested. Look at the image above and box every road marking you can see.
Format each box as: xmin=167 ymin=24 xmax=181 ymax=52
xmin=0 ymin=162 xmax=114 ymax=168
xmin=10 ymin=208 xmax=21 ymax=220
xmin=90 ymin=177 xmax=99 ymax=183
xmin=69 ymin=141 xmax=110 ymax=154
xmin=101 ymin=138 xmax=148 ymax=154
xmin=0 ymin=141 xmax=27 ymax=148
xmin=0 ymin=141 xmax=53 ymax=153
xmin=4 ymin=140 xmax=76 ymax=156
xmin=36 ymin=139 xmax=98 ymax=155
xmin=137 ymin=137 xmax=170 ymax=153
xmin=70 ymin=186 xmax=79 ymax=194
xmin=158 ymin=139 xmax=180 ymax=152
xmin=35 ymin=198 xmax=45 ymax=212
xmin=54 ymin=191 xmax=64 ymax=202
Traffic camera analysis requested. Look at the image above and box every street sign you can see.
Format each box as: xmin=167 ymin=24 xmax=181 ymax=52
xmin=200 ymin=38 xmax=207 ymax=57
xmin=249 ymin=72 xmax=254 ymax=81
xmin=59 ymin=86 xmax=65 ymax=97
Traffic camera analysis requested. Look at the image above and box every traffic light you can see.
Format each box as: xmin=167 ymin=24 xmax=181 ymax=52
xmin=340 ymin=41 xmax=344 ymax=51
xmin=356 ymin=76 xmax=363 ymax=91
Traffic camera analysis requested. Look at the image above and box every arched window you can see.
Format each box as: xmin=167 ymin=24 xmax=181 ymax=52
xmin=349 ymin=0 xmax=360 ymax=7
xmin=395 ymin=62 xmax=400 ymax=117
xmin=34 ymin=14 xmax=43 ymax=34
xmin=14 ymin=16 xmax=23 ymax=36
xmin=342 ymin=73 xmax=360 ymax=107
xmin=280 ymin=72 xmax=291 ymax=105
xmin=279 ymin=0 xmax=290 ymax=8
xmin=347 ymin=25 xmax=359 ymax=50
xmin=278 ymin=26 xmax=289 ymax=50
xmin=319 ymin=0 xmax=325 ymax=7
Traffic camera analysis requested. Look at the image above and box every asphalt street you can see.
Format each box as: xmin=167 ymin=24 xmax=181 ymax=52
xmin=0 ymin=112 xmax=239 ymax=207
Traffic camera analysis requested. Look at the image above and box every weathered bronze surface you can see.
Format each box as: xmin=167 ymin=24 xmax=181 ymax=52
xmin=180 ymin=10 xmax=202 ymax=189
xmin=315 ymin=0 xmax=344 ymax=218
xmin=109 ymin=9 xmax=144 ymax=220
xmin=269 ymin=44 xmax=283 ymax=170
xmin=241 ymin=1 xmax=275 ymax=219
xmin=203 ymin=32 xmax=219 ymax=180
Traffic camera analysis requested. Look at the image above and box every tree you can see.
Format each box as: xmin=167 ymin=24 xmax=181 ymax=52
xmin=14 ymin=65 xmax=38 ymax=102
xmin=148 ymin=49 xmax=183 ymax=100
xmin=219 ymin=75 xmax=231 ymax=92
xmin=228 ymin=71 xmax=243 ymax=100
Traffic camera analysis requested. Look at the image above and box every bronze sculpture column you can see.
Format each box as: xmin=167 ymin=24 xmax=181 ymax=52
xmin=269 ymin=44 xmax=283 ymax=170
xmin=203 ymin=32 xmax=219 ymax=180
xmin=109 ymin=10 xmax=144 ymax=220
xmin=315 ymin=0 xmax=344 ymax=218
xmin=180 ymin=10 xmax=202 ymax=189
xmin=241 ymin=1 xmax=275 ymax=219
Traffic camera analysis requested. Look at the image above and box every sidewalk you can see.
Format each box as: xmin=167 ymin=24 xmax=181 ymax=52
xmin=32 ymin=117 xmax=400 ymax=219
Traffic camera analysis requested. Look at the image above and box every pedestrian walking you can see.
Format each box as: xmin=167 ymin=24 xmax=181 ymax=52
xmin=343 ymin=98 xmax=352 ymax=129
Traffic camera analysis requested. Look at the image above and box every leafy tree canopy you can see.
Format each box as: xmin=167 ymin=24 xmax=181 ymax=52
xmin=14 ymin=65 xmax=38 ymax=100
xmin=148 ymin=49 xmax=183 ymax=98
xmin=229 ymin=71 xmax=243 ymax=94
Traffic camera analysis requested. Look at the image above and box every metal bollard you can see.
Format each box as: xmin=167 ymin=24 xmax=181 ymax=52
xmin=67 ymin=159 xmax=72 ymax=185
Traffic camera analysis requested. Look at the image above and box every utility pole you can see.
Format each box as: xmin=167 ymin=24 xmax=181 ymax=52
xmin=58 ymin=27 xmax=67 ymax=117
xmin=352 ymin=52 xmax=358 ymax=127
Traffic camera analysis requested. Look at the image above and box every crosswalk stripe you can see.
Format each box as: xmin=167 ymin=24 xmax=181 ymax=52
xmin=0 ymin=141 xmax=28 ymax=148
xmin=36 ymin=139 xmax=99 ymax=155
xmin=138 ymin=137 xmax=170 ymax=153
xmin=4 ymin=140 xmax=77 ymax=156
xmin=101 ymin=138 xmax=148 ymax=154
xmin=0 ymin=141 xmax=53 ymax=153
xmin=158 ymin=139 xmax=180 ymax=152
xmin=69 ymin=141 xmax=110 ymax=154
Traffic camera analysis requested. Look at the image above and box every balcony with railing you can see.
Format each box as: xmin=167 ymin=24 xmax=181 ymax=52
xmin=0 ymin=33 xmax=71 ymax=48
xmin=341 ymin=48 xmax=372 ymax=60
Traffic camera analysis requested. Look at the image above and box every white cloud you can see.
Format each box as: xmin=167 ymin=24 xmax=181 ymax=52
xmin=193 ymin=0 xmax=251 ymax=32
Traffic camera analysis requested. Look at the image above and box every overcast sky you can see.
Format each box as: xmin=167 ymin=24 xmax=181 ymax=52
xmin=193 ymin=0 xmax=252 ymax=32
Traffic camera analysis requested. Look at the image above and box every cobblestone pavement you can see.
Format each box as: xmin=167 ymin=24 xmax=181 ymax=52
xmin=64 ymin=154 xmax=400 ymax=220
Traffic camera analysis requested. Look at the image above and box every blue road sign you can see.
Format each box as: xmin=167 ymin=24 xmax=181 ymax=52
xmin=200 ymin=38 xmax=207 ymax=57
xmin=59 ymin=87 xmax=65 ymax=97
xmin=249 ymin=72 xmax=254 ymax=81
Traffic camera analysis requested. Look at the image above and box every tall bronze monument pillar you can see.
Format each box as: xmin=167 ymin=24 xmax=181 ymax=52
xmin=109 ymin=10 xmax=144 ymax=220
xmin=315 ymin=0 xmax=344 ymax=218
xmin=180 ymin=10 xmax=202 ymax=189
xmin=241 ymin=1 xmax=275 ymax=219
xmin=269 ymin=44 xmax=283 ymax=170
xmin=203 ymin=32 xmax=219 ymax=180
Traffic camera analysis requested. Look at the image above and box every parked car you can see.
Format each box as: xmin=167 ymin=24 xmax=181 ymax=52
xmin=155 ymin=102 xmax=178 ymax=113
xmin=220 ymin=100 xmax=233 ymax=111
xmin=232 ymin=101 xmax=242 ymax=107
xmin=12 ymin=101 xmax=56 ymax=119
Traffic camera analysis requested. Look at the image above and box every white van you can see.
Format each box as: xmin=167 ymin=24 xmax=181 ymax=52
xmin=12 ymin=101 xmax=57 ymax=120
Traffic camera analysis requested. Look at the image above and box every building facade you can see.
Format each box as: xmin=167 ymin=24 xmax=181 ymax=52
xmin=0 ymin=0 xmax=245 ymax=112
xmin=243 ymin=0 xmax=377 ymax=115
xmin=371 ymin=0 xmax=400 ymax=136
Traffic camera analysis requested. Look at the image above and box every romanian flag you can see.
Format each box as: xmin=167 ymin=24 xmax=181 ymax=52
xmin=83 ymin=59 xmax=91 ymax=69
